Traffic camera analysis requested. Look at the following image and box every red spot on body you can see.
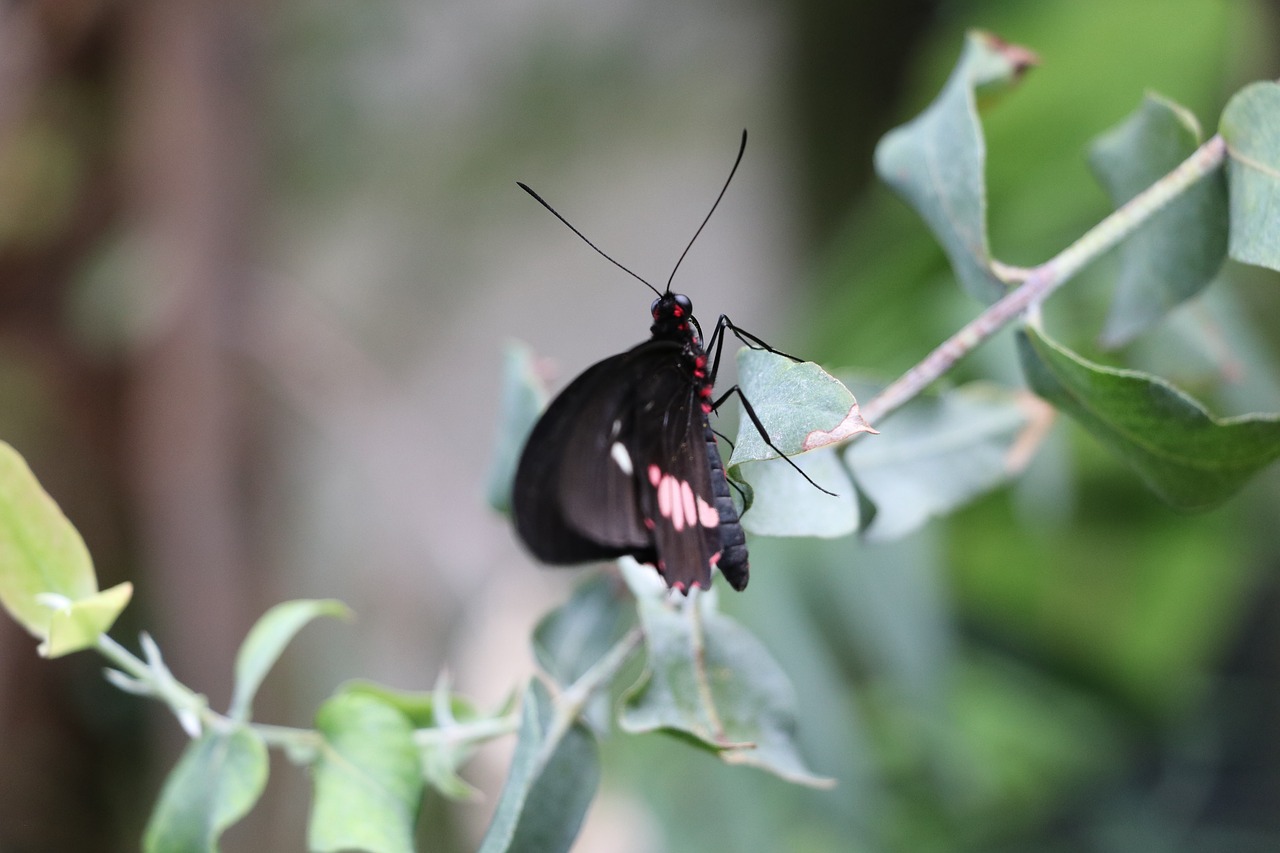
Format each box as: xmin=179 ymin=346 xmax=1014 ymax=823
xmin=701 ymin=402 xmax=712 ymax=413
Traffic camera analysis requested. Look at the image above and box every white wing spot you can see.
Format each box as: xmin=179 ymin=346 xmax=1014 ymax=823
xmin=610 ymin=442 xmax=634 ymax=475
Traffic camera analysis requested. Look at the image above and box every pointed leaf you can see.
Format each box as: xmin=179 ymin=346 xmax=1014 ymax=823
xmin=728 ymin=348 xmax=875 ymax=466
xmin=1220 ymin=80 xmax=1280 ymax=272
xmin=846 ymin=383 xmax=1050 ymax=541
xmin=0 ymin=441 xmax=131 ymax=654
xmin=1089 ymin=93 xmax=1228 ymax=346
xmin=143 ymin=727 xmax=269 ymax=853
xmin=874 ymin=31 xmax=1038 ymax=303
xmin=487 ymin=342 xmax=548 ymax=514
xmin=309 ymin=692 xmax=423 ymax=853
xmin=41 ymin=582 xmax=134 ymax=658
xmin=619 ymin=583 xmax=833 ymax=788
xmin=229 ymin=599 xmax=351 ymax=722
xmin=727 ymin=348 xmax=867 ymax=537
xmin=477 ymin=680 xmax=599 ymax=853
xmin=1017 ymin=325 xmax=1280 ymax=511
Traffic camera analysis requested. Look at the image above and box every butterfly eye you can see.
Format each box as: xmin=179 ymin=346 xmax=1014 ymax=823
xmin=673 ymin=294 xmax=693 ymax=315
xmin=651 ymin=297 xmax=661 ymax=317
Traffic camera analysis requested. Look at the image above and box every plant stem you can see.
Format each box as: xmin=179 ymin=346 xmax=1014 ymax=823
xmin=536 ymin=627 xmax=644 ymax=767
xmin=96 ymin=631 xmax=522 ymax=756
xmin=859 ymin=134 xmax=1227 ymax=426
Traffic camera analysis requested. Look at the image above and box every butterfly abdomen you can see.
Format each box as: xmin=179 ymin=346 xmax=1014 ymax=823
xmin=704 ymin=421 xmax=749 ymax=591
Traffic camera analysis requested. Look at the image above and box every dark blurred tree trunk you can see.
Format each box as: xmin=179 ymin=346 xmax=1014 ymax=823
xmin=0 ymin=0 xmax=267 ymax=849
xmin=785 ymin=0 xmax=940 ymax=248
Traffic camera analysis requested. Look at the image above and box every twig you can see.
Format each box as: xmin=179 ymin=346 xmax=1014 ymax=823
xmin=859 ymin=134 xmax=1228 ymax=426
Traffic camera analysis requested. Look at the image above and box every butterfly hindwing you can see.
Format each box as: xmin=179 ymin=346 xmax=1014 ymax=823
xmin=626 ymin=357 xmax=724 ymax=591
xmin=512 ymin=353 xmax=652 ymax=564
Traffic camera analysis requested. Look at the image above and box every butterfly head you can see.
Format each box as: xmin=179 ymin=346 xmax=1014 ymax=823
xmin=650 ymin=292 xmax=701 ymax=344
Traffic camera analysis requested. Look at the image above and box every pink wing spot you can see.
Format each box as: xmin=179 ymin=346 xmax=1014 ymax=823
xmin=696 ymin=496 xmax=719 ymax=527
xmin=802 ymin=403 xmax=879 ymax=451
xmin=709 ymin=551 xmax=721 ymax=567
xmin=657 ymin=474 xmax=673 ymax=520
xmin=668 ymin=477 xmax=686 ymax=531
xmin=644 ymin=517 xmax=655 ymax=530
xmin=648 ymin=465 xmax=662 ymax=487
xmin=680 ymin=481 xmax=697 ymax=530
xmin=672 ymin=580 xmax=686 ymax=593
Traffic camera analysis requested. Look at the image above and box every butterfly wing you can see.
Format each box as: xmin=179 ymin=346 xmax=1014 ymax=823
xmin=623 ymin=361 xmax=725 ymax=591
xmin=512 ymin=345 xmax=666 ymax=564
xmin=513 ymin=339 xmax=731 ymax=591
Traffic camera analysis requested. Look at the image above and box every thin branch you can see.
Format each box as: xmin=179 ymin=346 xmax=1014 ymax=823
xmin=859 ymin=134 xmax=1228 ymax=427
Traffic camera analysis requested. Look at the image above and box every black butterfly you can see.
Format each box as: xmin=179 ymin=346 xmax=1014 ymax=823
xmin=511 ymin=131 xmax=828 ymax=593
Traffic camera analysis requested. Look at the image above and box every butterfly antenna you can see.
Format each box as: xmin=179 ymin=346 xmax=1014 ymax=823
xmin=664 ymin=129 xmax=748 ymax=294
xmin=517 ymin=181 xmax=662 ymax=298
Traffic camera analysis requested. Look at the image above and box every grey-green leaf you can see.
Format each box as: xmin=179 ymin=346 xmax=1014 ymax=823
xmin=229 ymin=599 xmax=351 ymax=722
xmin=735 ymin=449 xmax=858 ymax=538
xmin=1017 ymin=324 xmax=1280 ymax=511
xmin=728 ymin=348 xmax=874 ymax=466
xmin=143 ymin=727 xmax=269 ymax=853
xmin=846 ymin=382 xmax=1048 ymax=541
xmin=874 ymin=30 xmax=1038 ymax=303
xmin=1220 ymin=80 xmax=1280 ymax=272
xmin=532 ymin=571 xmax=635 ymax=733
xmin=488 ymin=342 xmax=547 ymax=514
xmin=309 ymin=692 xmax=423 ymax=853
xmin=619 ymin=589 xmax=834 ymax=788
xmin=477 ymin=680 xmax=600 ymax=853
xmin=1088 ymin=93 xmax=1228 ymax=346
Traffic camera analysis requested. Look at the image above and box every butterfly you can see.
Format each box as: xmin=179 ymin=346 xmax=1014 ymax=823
xmin=511 ymin=131 xmax=829 ymax=593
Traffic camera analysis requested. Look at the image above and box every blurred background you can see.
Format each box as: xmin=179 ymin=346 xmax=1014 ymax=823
xmin=1 ymin=0 xmax=1278 ymax=850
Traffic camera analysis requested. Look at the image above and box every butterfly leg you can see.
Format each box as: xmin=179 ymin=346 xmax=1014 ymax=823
xmin=705 ymin=315 xmax=803 ymax=386
xmin=710 ymin=385 xmax=837 ymax=497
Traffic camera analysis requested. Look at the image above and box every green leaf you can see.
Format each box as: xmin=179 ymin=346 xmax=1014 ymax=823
xmin=41 ymin=582 xmax=134 ymax=658
xmin=487 ymin=342 xmax=548 ymax=514
xmin=309 ymin=692 xmax=423 ymax=853
xmin=874 ymin=30 xmax=1038 ymax=303
xmin=1088 ymin=93 xmax=1228 ymax=346
xmin=1220 ymin=80 xmax=1280 ymax=272
xmin=735 ymin=449 xmax=859 ymax=538
xmin=477 ymin=680 xmax=600 ymax=853
xmin=728 ymin=349 xmax=875 ymax=465
xmin=726 ymin=349 xmax=869 ymax=538
xmin=846 ymin=382 xmax=1048 ymax=541
xmin=1017 ymin=324 xmax=1280 ymax=511
xmin=618 ymin=563 xmax=833 ymax=788
xmin=533 ymin=572 xmax=633 ymax=687
xmin=339 ymin=679 xmax=492 ymax=802
xmin=338 ymin=679 xmax=483 ymax=730
xmin=229 ymin=599 xmax=351 ymax=722
xmin=0 ymin=440 xmax=131 ymax=656
xmin=143 ymin=727 xmax=269 ymax=853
